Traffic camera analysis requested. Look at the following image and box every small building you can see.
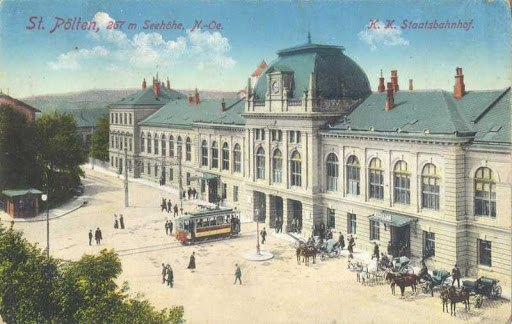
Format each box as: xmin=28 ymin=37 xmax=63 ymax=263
xmin=1 ymin=189 xmax=43 ymax=218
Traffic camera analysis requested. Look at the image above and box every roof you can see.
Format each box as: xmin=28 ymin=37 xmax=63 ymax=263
xmin=251 ymin=60 xmax=268 ymax=77
xmin=62 ymin=108 xmax=108 ymax=128
xmin=115 ymin=87 xmax=186 ymax=106
xmin=0 ymin=94 xmax=41 ymax=112
xmin=2 ymin=188 xmax=43 ymax=198
xmin=329 ymin=88 xmax=511 ymax=145
xmin=369 ymin=211 xmax=416 ymax=227
xmin=140 ymin=98 xmax=246 ymax=128
xmin=178 ymin=207 xmax=238 ymax=220
xmin=253 ymin=42 xmax=370 ymax=100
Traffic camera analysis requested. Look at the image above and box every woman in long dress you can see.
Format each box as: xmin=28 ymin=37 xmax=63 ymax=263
xmin=187 ymin=252 xmax=196 ymax=270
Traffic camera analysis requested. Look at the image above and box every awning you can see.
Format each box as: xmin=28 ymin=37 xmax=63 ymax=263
xmin=189 ymin=173 xmax=219 ymax=181
xmin=369 ymin=211 xmax=416 ymax=227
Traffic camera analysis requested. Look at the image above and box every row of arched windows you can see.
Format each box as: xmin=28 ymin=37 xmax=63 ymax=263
xmin=140 ymin=133 xmax=192 ymax=162
xmin=201 ymin=141 xmax=242 ymax=173
xmin=255 ymin=148 xmax=302 ymax=187
xmin=325 ymin=154 xmax=497 ymax=216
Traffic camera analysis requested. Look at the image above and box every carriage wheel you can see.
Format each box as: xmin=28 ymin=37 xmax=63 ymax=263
xmin=492 ymin=285 xmax=502 ymax=298
xmin=475 ymin=296 xmax=483 ymax=308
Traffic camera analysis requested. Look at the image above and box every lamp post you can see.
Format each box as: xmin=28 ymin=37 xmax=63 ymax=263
xmin=255 ymin=208 xmax=260 ymax=255
xmin=41 ymin=190 xmax=49 ymax=259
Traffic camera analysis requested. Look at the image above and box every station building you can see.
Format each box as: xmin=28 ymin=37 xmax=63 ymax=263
xmin=108 ymin=40 xmax=511 ymax=285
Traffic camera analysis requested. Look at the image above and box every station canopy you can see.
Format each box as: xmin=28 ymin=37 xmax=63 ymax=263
xmin=368 ymin=211 xmax=416 ymax=227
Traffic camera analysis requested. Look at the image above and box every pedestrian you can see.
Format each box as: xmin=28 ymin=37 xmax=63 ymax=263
xmin=161 ymin=263 xmax=167 ymax=284
xmin=261 ymin=227 xmax=267 ymax=244
xmin=187 ymin=252 xmax=196 ymax=271
xmin=165 ymin=220 xmax=170 ymax=235
xmin=187 ymin=187 xmax=192 ymax=200
xmin=169 ymin=220 xmax=173 ymax=235
xmin=114 ymin=215 xmax=119 ymax=229
xmin=119 ymin=214 xmax=125 ymax=229
xmin=88 ymin=229 xmax=93 ymax=246
xmin=339 ymin=233 xmax=345 ymax=250
xmin=167 ymin=199 xmax=172 ymax=213
xmin=166 ymin=265 xmax=174 ymax=288
xmin=373 ymin=242 xmax=380 ymax=261
xmin=161 ymin=198 xmax=167 ymax=212
xmin=387 ymin=241 xmax=392 ymax=257
xmin=192 ymin=188 xmax=197 ymax=199
xmin=234 ymin=264 xmax=242 ymax=285
xmin=180 ymin=207 xmax=183 ymax=215
xmin=451 ymin=264 xmax=461 ymax=288
xmin=348 ymin=235 xmax=355 ymax=254
xmin=174 ymin=205 xmax=179 ymax=217
xmin=95 ymin=227 xmax=101 ymax=245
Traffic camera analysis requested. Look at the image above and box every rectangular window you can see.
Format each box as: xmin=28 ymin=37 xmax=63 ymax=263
xmin=222 ymin=183 xmax=227 ymax=199
xmin=347 ymin=213 xmax=356 ymax=234
xmin=111 ymin=113 xmax=114 ymax=124
xmin=110 ymin=156 xmax=114 ymax=167
xmin=327 ymin=208 xmax=335 ymax=229
xmin=129 ymin=113 xmax=132 ymax=125
xmin=233 ymin=185 xmax=239 ymax=202
xmin=128 ymin=160 xmax=132 ymax=172
xmin=369 ymin=170 xmax=384 ymax=200
xmin=186 ymin=172 xmax=191 ymax=186
xmin=124 ymin=113 xmax=127 ymax=125
xmin=154 ymin=164 xmax=158 ymax=177
xmin=370 ymin=220 xmax=380 ymax=240
xmin=271 ymin=130 xmax=282 ymax=142
xmin=169 ymin=168 xmax=173 ymax=181
xmin=423 ymin=231 xmax=435 ymax=258
xmin=478 ymin=239 xmax=492 ymax=267
xmin=154 ymin=139 xmax=159 ymax=155
xmin=115 ymin=157 xmax=118 ymax=167
xmin=289 ymin=131 xmax=295 ymax=143
xmin=111 ymin=135 xmax=114 ymax=147
xmin=129 ymin=138 xmax=132 ymax=152
xmin=115 ymin=113 xmax=118 ymax=124
xmin=162 ymin=140 xmax=166 ymax=156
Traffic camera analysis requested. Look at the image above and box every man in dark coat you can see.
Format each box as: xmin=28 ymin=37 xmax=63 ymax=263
xmin=161 ymin=198 xmax=167 ymax=212
xmin=187 ymin=252 xmax=196 ymax=270
xmin=234 ymin=264 xmax=242 ymax=285
xmin=451 ymin=264 xmax=461 ymax=288
xmin=119 ymin=214 xmax=125 ymax=229
xmin=169 ymin=220 xmax=173 ymax=235
xmin=165 ymin=221 xmax=170 ymax=235
xmin=167 ymin=199 xmax=172 ymax=213
xmin=173 ymin=205 xmax=179 ymax=216
xmin=387 ymin=241 xmax=393 ymax=257
xmin=88 ymin=230 xmax=93 ymax=246
xmin=161 ymin=263 xmax=167 ymax=284
xmin=338 ymin=233 xmax=345 ymax=250
xmin=373 ymin=242 xmax=380 ymax=261
xmin=261 ymin=227 xmax=267 ymax=244
xmin=166 ymin=265 xmax=174 ymax=288
xmin=348 ymin=236 xmax=355 ymax=254
xmin=94 ymin=228 xmax=101 ymax=245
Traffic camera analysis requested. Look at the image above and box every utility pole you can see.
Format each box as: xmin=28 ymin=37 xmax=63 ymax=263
xmin=124 ymin=148 xmax=128 ymax=207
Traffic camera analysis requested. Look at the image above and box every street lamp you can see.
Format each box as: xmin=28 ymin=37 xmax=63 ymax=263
xmin=255 ymin=208 xmax=261 ymax=255
xmin=41 ymin=190 xmax=49 ymax=259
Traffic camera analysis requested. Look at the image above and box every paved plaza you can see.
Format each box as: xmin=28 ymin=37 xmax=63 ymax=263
xmin=4 ymin=167 xmax=510 ymax=324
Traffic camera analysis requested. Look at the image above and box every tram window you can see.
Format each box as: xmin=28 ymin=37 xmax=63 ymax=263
xmin=217 ymin=216 xmax=224 ymax=224
xmin=184 ymin=220 xmax=189 ymax=231
xmin=210 ymin=217 xmax=216 ymax=226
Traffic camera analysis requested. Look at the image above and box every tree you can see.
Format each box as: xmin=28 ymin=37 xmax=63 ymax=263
xmin=90 ymin=114 xmax=110 ymax=161
xmin=36 ymin=112 xmax=87 ymax=205
xmin=0 ymin=105 xmax=41 ymax=192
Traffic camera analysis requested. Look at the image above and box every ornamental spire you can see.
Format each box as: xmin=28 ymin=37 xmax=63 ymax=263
xmin=307 ymin=31 xmax=311 ymax=44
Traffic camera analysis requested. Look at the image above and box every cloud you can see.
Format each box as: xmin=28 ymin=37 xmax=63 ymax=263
xmin=48 ymin=46 xmax=109 ymax=70
xmin=358 ymin=23 xmax=409 ymax=51
xmin=48 ymin=11 xmax=236 ymax=74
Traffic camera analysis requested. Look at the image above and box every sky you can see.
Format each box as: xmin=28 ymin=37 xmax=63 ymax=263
xmin=0 ymin=0 xmax=510 ymax=98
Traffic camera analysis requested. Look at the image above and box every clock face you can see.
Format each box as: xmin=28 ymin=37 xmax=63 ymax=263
xmin=271 ymin=81 xmax=280 ymax=94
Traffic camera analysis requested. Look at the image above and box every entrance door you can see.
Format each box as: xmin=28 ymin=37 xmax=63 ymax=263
xmin=288 ymin=200 xmax=302 ymax=233
xmin=208 ymin=179 xmax=218 ymax=203
xmin=269 ymin=196 xmax=283 ymax=228
xmin=390 ymin=225 xmax=410 ymax=257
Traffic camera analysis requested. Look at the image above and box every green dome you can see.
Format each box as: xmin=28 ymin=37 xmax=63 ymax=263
xmin=254 ymin=43 xmax=371 ymax=100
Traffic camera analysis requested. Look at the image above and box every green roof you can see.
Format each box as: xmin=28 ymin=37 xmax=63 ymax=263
xmin=2 ymin=188 xmax=43 ymax=198
xmin=140 ymin=98 xmax=245 ymax=128
xmin=329 ymin=88 xmax=510 ymax=145
xmin=62 ymin=108 xmax=108 ymax=128
xmin=369 ymin=211 xmax=416 ymax=228
xmin=254 ymin=43 xmax=371 ymax=100
xmin=115 ymin=87 xmax=186 ymax=106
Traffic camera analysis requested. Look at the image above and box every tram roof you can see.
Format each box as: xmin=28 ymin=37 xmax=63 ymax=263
xmin=178 ymin=207 xmax=238 ymax=220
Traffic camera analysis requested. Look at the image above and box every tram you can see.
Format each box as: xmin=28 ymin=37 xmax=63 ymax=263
xmin=175 ymin=206 xmax=241 ymax=244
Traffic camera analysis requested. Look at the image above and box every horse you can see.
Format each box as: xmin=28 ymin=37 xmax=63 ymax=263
xmin=296 ymin=244 xmax=302 ymax=264
xmin=301 ymin=245 xmax=317 ymax=266
xmin=358 ymin=258 xmax=380 ymax=285
xmin=447 ymin=286 xmax=470 ymax=316
xmin=385 ymin=271 xmax=419 ymax=297
xmin=440 ymin=287 xmax=450 ymax=313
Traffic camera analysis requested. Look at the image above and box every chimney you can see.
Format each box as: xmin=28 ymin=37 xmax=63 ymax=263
xmin=153 ymin=82 xmax=160 ymax=96
xmin=142 ymin=78 xmax=147 ymax=90
xmin=167 ymin=78 xmax=171 ymax=90
xmin=221 ymin=98 xmax=226 ymax=112
xmin=454 ymin=67 xmax=466 ymax=99
xmin=391 ymin=70 xmax=399 ymax=93
xmin=194 ymin=88 xmax=200 ymax=105
xmin=385 ymin=82 xmax=394 ymax=111
xmin=377 ymin=69 xmax=385 ymax=93
xmin=408 ymin=79 xmax=413 ymax=91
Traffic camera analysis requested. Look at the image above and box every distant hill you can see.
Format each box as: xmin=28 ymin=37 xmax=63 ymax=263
xmin=21 ymin=88 xmax=239 ymax=113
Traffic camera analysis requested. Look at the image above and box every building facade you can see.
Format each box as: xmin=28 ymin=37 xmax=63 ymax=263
xmin=109 ymin=41 xmax=511 ymax=286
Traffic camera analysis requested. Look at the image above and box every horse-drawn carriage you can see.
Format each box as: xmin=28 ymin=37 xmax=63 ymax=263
xmin=319 ymin=238 xmax=341 ymax=260
xmin=462 ymin=276 xmax=502 ymax=308
xmin=392 ymin=256 xmax=414 ymax=274
xmin=419 ymin=269 xmax=452 ymax=296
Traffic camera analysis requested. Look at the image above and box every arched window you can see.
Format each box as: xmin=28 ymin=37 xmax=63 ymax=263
xmin=186 ymin=137 xmax=192 ymax=161
xmin=290 ymin=151 xmax=301 ymax=187
xmin=369 ymin=158 xmax=384 ymax=199
xmin=161 ymin=134 xmax=166 ymax=156
xmin=256 ymin=147 xmax=265 ymax=179
xmin=147 ymin=133 xmax=152 ymax=154
xmin=201 ymin=140 xmax=208 ymax=166
xmin=422 ymin=163 xmax=440 ymax=210
xmin=222 ymin=142 xmax=229 ymax=170
xmin=474 ymin=167 xmax=496 ymax=217
xmin=211 ymin=141 xmax=219 ymax=168
xmin=177 ymin=136 xmax=182 ymax=159
xmin=153 ymin=134 xmax=159 ymax=155
xmin=140 ymin=132 xmax=145 ymax=153
xmin=272 ymin=149 xmax=282 ymax=183
xmin=326 ymin=153 xmax=339 ymax=192
xmin=346 ymin=155 xmax=360 ymax=195
xmin=394 ymin=161 xmax=410 ymax=204
xmin=233 ymin=144 xmax=241 ymax=173
xmin=169 ymin=135 xmax=174 ymax=157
